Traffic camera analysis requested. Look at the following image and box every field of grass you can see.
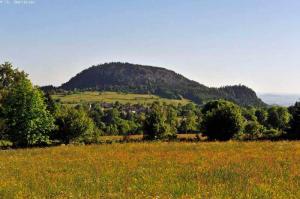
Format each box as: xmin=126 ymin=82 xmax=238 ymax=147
xmin=97 ymin=134 xmax=199 ymax=143
xmin=1 ymin=142 xmax=300 ymax=198
xmin=52 ymin=91 xmax=191 ymax=105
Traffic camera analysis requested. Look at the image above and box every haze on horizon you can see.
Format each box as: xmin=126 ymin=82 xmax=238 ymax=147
xmin=0 ymin=0 xmax=300 ymax=94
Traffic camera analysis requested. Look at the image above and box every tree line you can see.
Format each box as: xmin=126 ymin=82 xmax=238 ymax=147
xmin=0 ymin=62 xmax=300 ymax=148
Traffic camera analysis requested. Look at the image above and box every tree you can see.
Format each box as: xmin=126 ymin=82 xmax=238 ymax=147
xmin=179 ymin=110 xmax=197 ymax=133
xmin=89 ymin=103 xmax=105 ymax=130
xmin=2 ymin=79 xmax=55 ymax=146
xmin=255 ymin=108 xmax=268 ymax=126
xmin=102 ymin=108 xmax=122 ymax=135
xmin=201 ymin=100 xmax=244 ymax=141
xmin=0 ymin=62 xmax=27 ymax=91
xmin=239 ymin=121 xmax=265 ymax=140
xmin=267 ymin=106 xmax=291 ymax=130
xmin=103 ymin=108 xmax=120 ymax=125
xmin=0 ymin=63 xmax=29 ymax=141
xmin=166 ymin=106 xmax=178 ymax=132
xmin=54 ymin=106 xmax=100 ymax=144
xmin=44 ymin=92 xmax=58 ymax=115
xmin=241 ymin=107 xmax=257 ymax=122
xmin=143 ymin=102 xmax=176 ymax=140
xmin=289 ymin=102 xmax=300 ymax=139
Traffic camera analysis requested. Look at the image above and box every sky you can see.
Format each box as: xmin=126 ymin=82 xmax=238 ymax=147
xmin=0 ymin=0 xmax=300 ymax=94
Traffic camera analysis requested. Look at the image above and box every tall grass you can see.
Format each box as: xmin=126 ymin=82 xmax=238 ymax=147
xmin=0 ymin=142 xmax=300 ymax=198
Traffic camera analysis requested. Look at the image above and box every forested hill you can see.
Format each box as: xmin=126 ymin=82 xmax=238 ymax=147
xmin=59 ymin=62 xmax=265 ymax=106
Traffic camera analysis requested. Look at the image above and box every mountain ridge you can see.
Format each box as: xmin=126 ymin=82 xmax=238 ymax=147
xmin=45 ymin=62 xmax=265 ymax=106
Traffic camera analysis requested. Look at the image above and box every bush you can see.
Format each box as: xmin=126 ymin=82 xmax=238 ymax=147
xmin=201 ymin=100 xmax=244 ymax=141
xmin=143 ymin=102 xmax=177 ymax=140
xmin=255 ymin=109 xmax=268 ymax=126
xmin=288 ymin=102 xmax=300 ymax=139
xmin=267 ymin=106 xmax=291 ymax=130
xmin=0 ymin=140 xmax=13 ymax=149
xmin=260 ymin=129 xmax=283 ymax=140
xmin=236 ymin=121 xmax=265 ymax=140
xmin=54 ymin=106 xmax=101 ymax=144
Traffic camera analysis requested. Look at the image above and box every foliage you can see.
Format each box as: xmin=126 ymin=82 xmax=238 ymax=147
xmin=88 ymin=103 xmax=105 ymax=130
xmin=2 ymin=79 xmax=55 ymax=146
xmin=255 ymin=108 xmax=268 ymax=126
xmin=201 ymin=100 xmax=244 ymax=141
xmin=0 ymin=118 xmax=7 ymax=140
xmin=261 ymin=128 xmax=283 ymax=140
xmin=166 ymin=106 xmax=179 ymax=133
xmin=241 ymin=107 xmax=257 ymax=122
xmin=0 ymin=62 xmax=27 ymax=91
xmin=218 ymin=85 xmax=265 ymax=107
xmin=54 ymin=106 xmax=100 ymax=144
xmin=288 ymin=102 xmax=300 ymax=139
xmin=267 ymin=106 xmax=291 ymax=130
xmin=144 ymin=102 xmax=177 ymax=140
xmin=0 ymin=140 xmax=13 ymax=149
xmin=179 ymin=110 xmax=197 ymax=133
xmin=44 ymin=92 xmax=58 ymax=115
xmin=236 ymin=121 xmax=265 ymax=140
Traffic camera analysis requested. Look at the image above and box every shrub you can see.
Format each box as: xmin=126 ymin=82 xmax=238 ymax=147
xmin=179 ymin=110 xmax=197 ymax=133
xmin=267 ymin=106 xmax=291 ymax=130
xmin=201 ymin=100 xmax=244 ymax=141
xmin=54 ymin=106 xmax=101 ymax=144
xmin=288 ymin=102 xmax=300 ymax=139
xmin=255 ymin=108 xmax=268 ymax=126
xmin=0 ymin=140 xmax=13 ymax=149
xmin=261 ymin=129 xmax=283 ymax=140
xmin=236 ymin=121 xmax=265 ymax=140
xmin=241 ymin=107 xmax=257 ymax=122
xmin=144 ymin=102 xmax=177 ymax=140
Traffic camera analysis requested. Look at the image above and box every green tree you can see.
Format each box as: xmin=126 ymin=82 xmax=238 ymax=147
xmin=44 ymin=92 xmax=58 ymax=115
xmin=103 ymin=108 xmax=121 ymax=135
xmin=144 ymin=102 xmax=176 ymax=140
xmin=267 ymin=106 xmax=291 ymax=130
xmin=180 ymin=110 xmax=197 ymax=133
xmin=241 ymin=107 xmax=257 ymax=122
xmin=0 ymin=62 xmax=27 ymax=91
xmin=2 ymin=79 xmax=55 ymax=146
xmin=103 ymin=108 xmax=120 ymax=124
xmin=54 ymin=106 xmax=100 ymax=144
xmin=89 ymin=103 xmax=105 ymax=130
xmin=201 ymin=100 xmax=244 ymax=141
xmin=289 ymin=102 xmax=300 ymax=139
xmin=181 ymin=103 xmax=196 ymax=116
xmin=239 ymin=121 xmax=265 ymax=140
xmin=166 ymin=106 xmax=178 ymax=133
xmin=255 ymin=108 xmax=268 ymax=126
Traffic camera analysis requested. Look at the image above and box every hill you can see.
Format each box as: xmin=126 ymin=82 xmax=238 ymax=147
xmin=52 ymin=91 xmax=191 ymax=106
xmin=56 ymin=62 xmax=265 ymax=106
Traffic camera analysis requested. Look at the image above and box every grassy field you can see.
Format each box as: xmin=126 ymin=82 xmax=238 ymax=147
xmin=1 ymin=142 xmax=300 ymax=198
xmin=52 ymin=91 xmax=191 ymax=105
xmin=97 ymin=134 xmax=199 ymax=143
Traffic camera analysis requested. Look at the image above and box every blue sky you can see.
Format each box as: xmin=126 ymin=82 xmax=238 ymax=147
xmin=0 ymin=0 xmax=300 ymax=94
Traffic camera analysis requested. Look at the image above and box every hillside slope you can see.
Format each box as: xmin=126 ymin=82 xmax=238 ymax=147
xmin=52 ymin=91 xmax=191 ymax=106
xmin=59 ymin=62 xmax=265 ymax=106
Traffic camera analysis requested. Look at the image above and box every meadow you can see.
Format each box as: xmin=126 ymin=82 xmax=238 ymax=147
xmin=1 ymin=141 xmax=300 ymax=198
xmin=52 ymin=91 xmax=191 ymax=105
